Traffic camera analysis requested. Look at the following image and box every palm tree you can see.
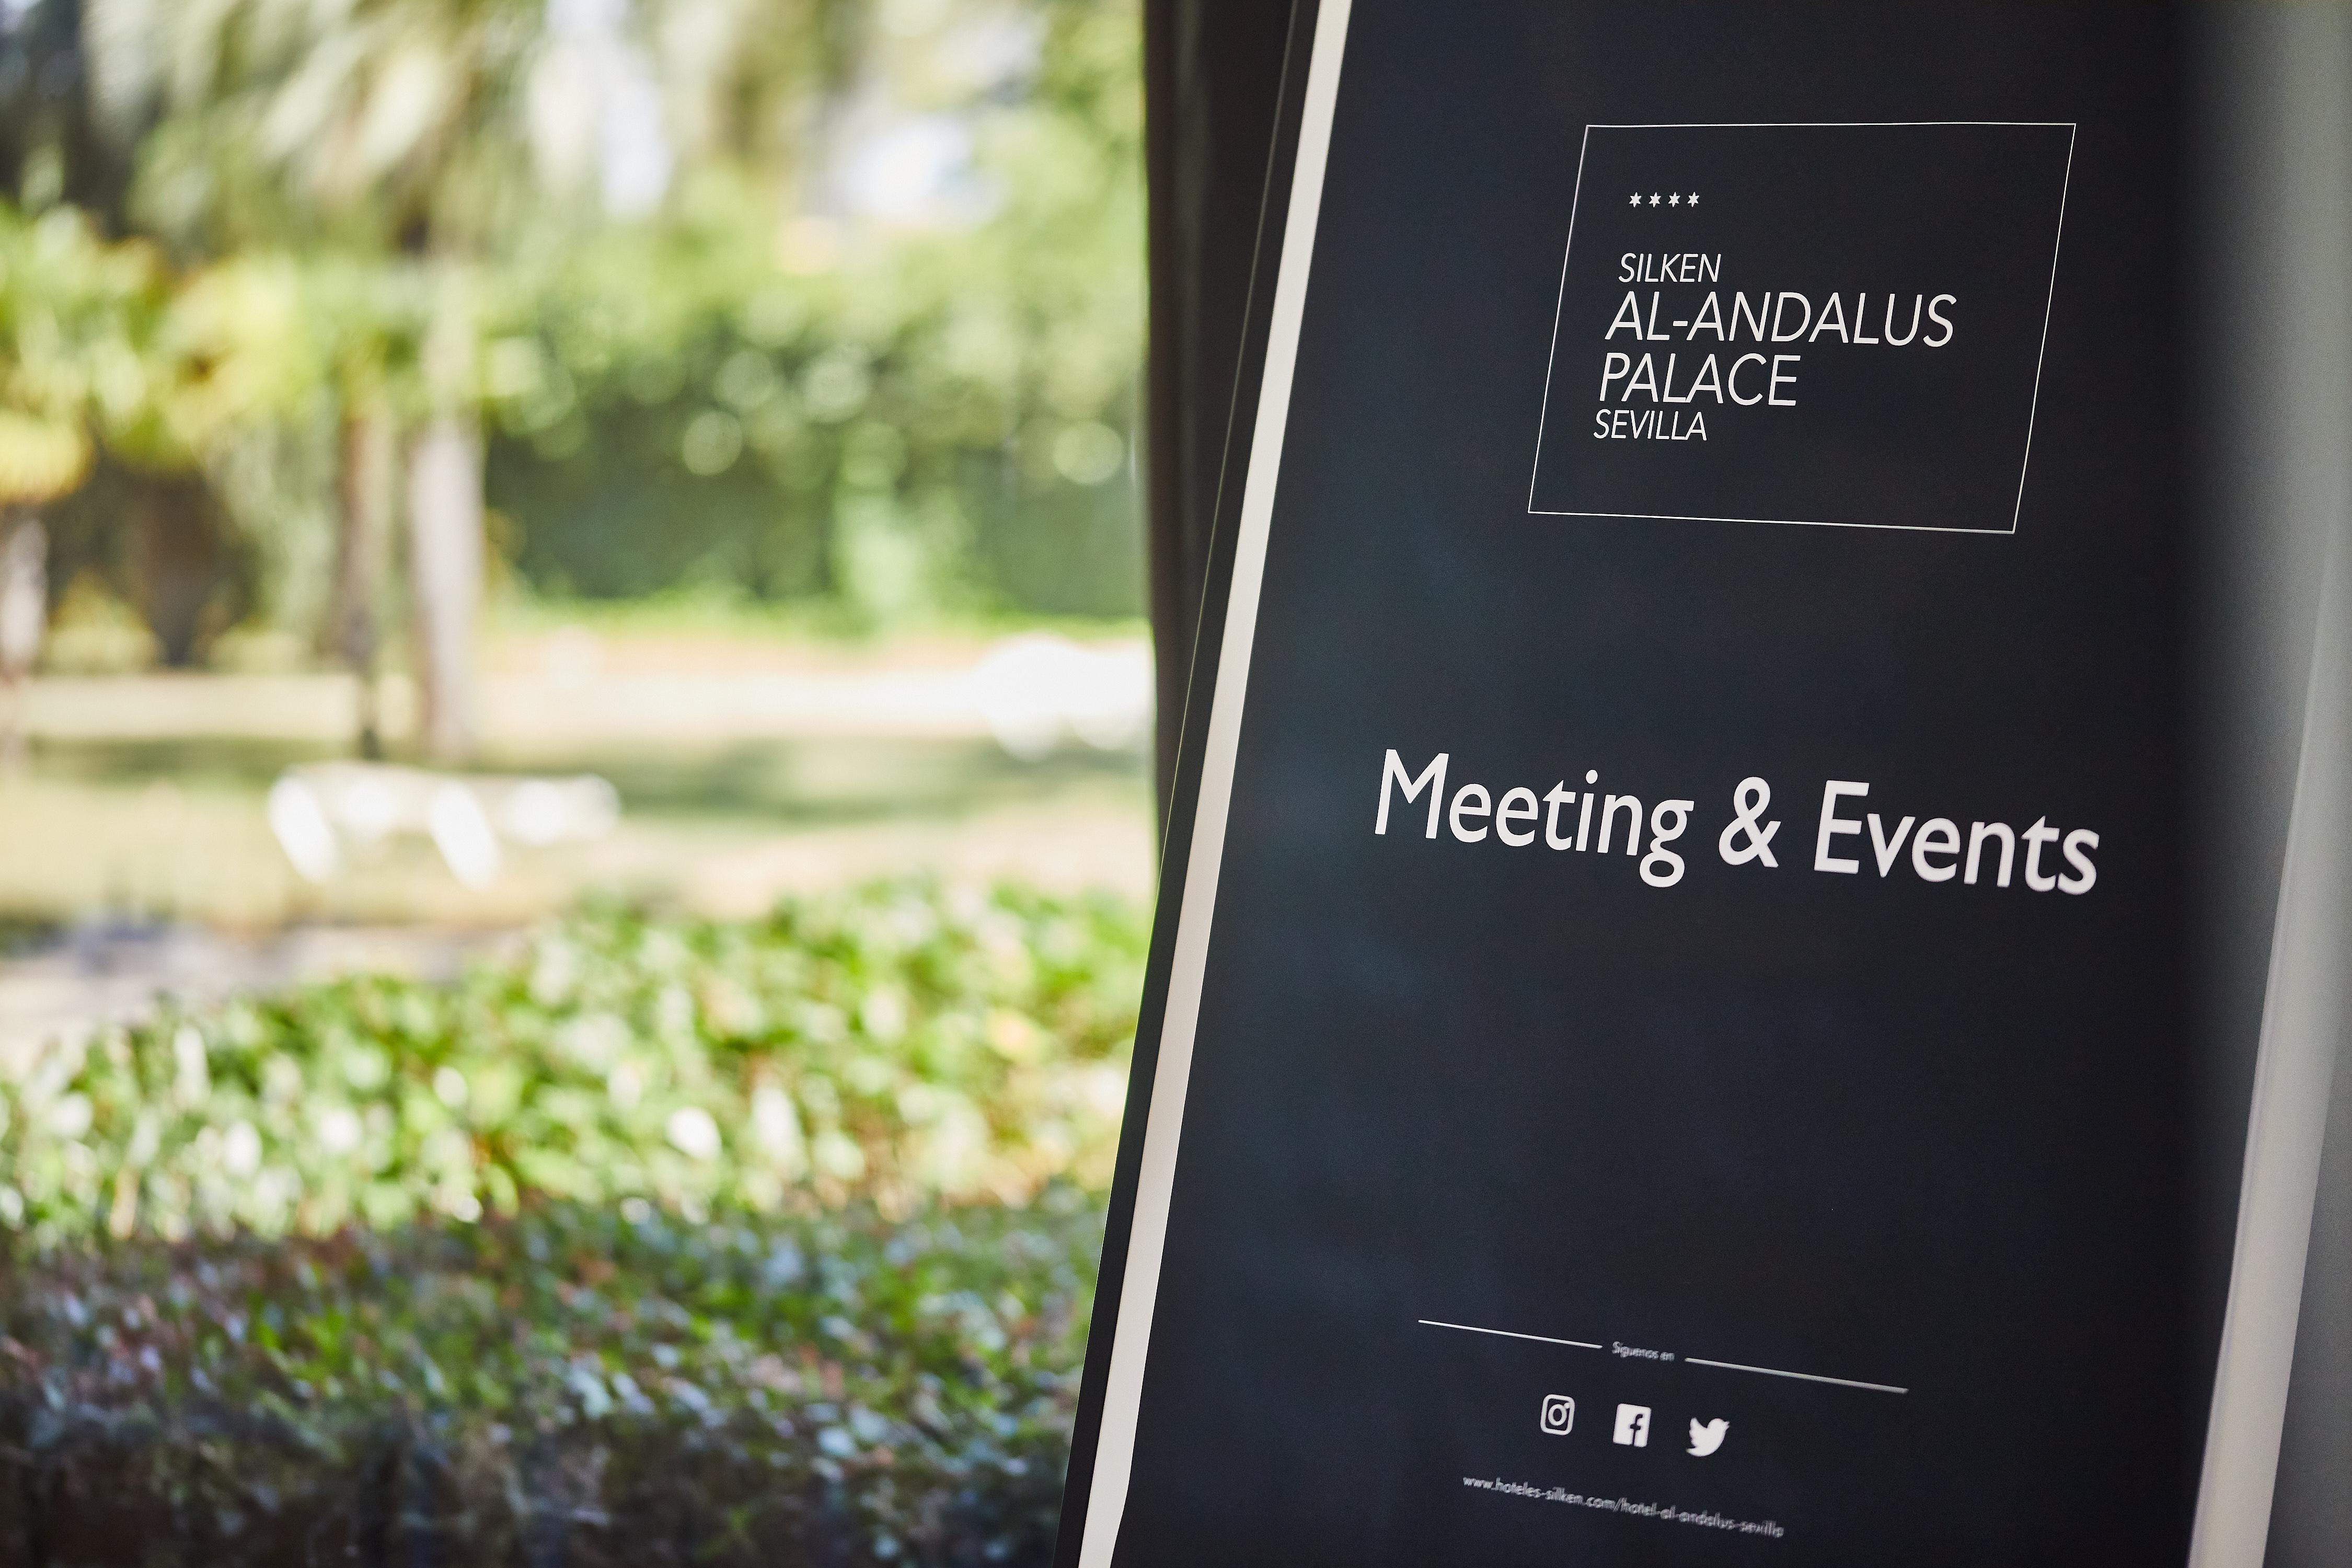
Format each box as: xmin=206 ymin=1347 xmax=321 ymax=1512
xmin=79 ymin=0 xmax=551 ymax=760
xmin=75 ymin=0 xmax=863 ymax=759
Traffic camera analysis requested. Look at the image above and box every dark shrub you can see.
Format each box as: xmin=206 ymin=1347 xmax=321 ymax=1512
xmin=1 ymin=1195 xmax=1100 ymax=1566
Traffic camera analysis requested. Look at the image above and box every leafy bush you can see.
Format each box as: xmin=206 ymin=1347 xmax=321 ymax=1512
xmin=0 ymin=882 xmax=1145 ymax=1248
xmin=0 ymin=1196 xmax=1100 ymax=1566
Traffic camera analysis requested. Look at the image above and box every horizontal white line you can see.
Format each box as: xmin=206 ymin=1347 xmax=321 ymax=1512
xmin=1527 ymin=506 xmax=2015 ymax=536
xmin=1419 ymin=1319 xmax=1907 ymax=1393
xmin=1418 ymin=1319 xmax=1602 ymax=1351
xmin=1585 ymin=120 xmax=2074 ymax=130
xmin=1683 ymin=1356 xmax=1909 ymax=1394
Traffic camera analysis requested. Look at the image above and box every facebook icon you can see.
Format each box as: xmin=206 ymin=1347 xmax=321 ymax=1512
xmin=1612 ymin=1404 xmax=1652 ymax=1448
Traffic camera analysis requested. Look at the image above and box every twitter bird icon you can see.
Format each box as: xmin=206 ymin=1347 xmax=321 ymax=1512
xmin=1688 ymin=1418 xmax=1730 ymax=1457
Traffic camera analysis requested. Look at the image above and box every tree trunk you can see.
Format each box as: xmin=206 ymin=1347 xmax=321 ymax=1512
xmin=124 ymin=474 xmax=232 ymax=667
xmin=330 ymin=399 xmax=397 ymax=758
xmin=406 ymin=416 xmax=482 ymax=765
xmin=0 ymin=509 xmax=44 ymax=773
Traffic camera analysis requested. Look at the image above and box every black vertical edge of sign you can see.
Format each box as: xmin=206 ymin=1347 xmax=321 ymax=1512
xmin=1048 ymin=6 xmax=1322 ymax=1563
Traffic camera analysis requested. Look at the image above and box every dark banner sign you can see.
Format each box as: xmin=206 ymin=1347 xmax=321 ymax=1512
xmin=1058 ymin=5 xmax=2346 ymax=1564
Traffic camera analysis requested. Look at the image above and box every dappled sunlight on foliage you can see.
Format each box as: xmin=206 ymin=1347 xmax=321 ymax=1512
xmin=2 ymin=880 xmax=1147 ymax=1246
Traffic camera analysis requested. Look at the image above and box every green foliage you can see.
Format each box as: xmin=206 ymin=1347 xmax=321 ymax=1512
xmin=1 ymin=1196 xmax=1099 ymax=1565
xmin=477 ymin=0 xmax=1149 ymax=619
xmin=0 ymin=881 xmax=1146 ymax=1248
xmin=5 ymin=0 xmax=1149 ymax=632
xmin=0 ymin=203 xmax=170 ymax=501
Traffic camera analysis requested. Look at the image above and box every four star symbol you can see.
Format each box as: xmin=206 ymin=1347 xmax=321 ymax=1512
xmin=1630 ymin=192 xmax=1702 ymax=208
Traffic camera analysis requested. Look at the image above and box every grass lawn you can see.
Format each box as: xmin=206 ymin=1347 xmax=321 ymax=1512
xmin=0 ymin=621 xmax=1158 ymax=1069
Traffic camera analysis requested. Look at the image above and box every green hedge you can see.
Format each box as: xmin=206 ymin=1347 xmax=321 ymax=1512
xmin=1 ymin=883 xmax=1146 ymax=1247
xmin=0 ymin=883 xmax=1140 ymax=1561
xmin=1 ymin=1197 xmax=1100 ymax=1566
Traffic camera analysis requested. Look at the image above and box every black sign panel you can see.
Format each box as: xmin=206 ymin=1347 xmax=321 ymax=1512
xmin=1530 ymin=122 xmax=2074 ymax=533
xmin=1056 ymin=6 xmax=2313 ymax=1567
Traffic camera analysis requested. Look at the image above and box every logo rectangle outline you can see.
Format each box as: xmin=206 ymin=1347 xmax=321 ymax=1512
xmin=1525 ymin=120 xmax=2079 ymax=537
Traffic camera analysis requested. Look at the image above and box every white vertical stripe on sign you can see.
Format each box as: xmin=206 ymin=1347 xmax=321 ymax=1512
xmin=1073 ymin=3 xmax=1355 ymax=1564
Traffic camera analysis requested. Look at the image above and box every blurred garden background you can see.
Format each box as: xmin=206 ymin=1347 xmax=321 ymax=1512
xmin=0 ymin=0 xmax=1158 ymax=1558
